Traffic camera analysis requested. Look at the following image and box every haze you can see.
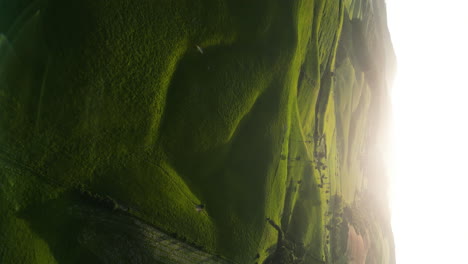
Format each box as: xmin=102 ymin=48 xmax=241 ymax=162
xmin=387 ymin=0 xmax=468 ymax=263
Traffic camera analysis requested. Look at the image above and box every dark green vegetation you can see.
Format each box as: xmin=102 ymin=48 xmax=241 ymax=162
xmin=0 ymin=0 xmax=395 ymax=263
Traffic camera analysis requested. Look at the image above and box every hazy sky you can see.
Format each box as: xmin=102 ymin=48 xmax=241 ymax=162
xmin=386 ymin=0 xmax=468 ymax=263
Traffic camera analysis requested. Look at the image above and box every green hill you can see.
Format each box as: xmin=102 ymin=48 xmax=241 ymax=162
xmin=0 ymin=0 xmax=395 ymax=263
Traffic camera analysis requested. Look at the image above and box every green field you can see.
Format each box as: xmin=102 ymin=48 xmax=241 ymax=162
xmin=0 ymin=0 xmax=395 ymax=263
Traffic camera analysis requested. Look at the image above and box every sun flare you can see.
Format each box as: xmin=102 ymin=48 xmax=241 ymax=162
xmin=387 ymin=1 xmax=468 ymax=263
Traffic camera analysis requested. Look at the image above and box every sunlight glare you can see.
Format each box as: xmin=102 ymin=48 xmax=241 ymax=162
xmin=387 ymin=0 xmax=468 ymax=263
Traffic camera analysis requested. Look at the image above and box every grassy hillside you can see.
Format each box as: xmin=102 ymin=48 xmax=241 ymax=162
xmin=0 ymin=0 xmax=395 ymax=263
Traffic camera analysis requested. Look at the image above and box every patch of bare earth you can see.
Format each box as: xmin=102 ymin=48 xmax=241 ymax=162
xmin=346 ymin=224 xmax=369 ymax=264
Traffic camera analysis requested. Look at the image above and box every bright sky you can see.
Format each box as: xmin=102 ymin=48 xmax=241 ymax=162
xmin=386 ymin=0 xmax=468 ymax=263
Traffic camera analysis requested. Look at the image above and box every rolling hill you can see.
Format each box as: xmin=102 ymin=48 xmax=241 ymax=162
xmin=0 ymin=0 xmax=395 ymax=263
